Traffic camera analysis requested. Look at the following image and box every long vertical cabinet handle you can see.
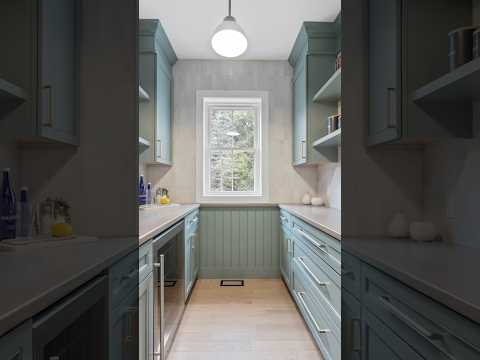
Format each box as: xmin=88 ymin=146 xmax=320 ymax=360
xmin=352 ymin=318 xmax=362 ymax=353
xmin=301 ymin=140 xmax=307 ymax=159
xmin=153 ymin=255 xmax=166 ymax=360
xmin=387 ymin=88 xmax=397 ymax=128
xmin=156 ymin=140 xmax=162 ymax=161
xmin=159 ymin=254 xmax=165 ymax=360
xmin=42 ymin=85 xmax=53 ymax=127
xmin=297 ymin=291 xmax=330 ymax=334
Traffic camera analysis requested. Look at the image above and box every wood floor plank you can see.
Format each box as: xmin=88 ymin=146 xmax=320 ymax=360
xmin=169 ymin=279 xmax=323 ymax=360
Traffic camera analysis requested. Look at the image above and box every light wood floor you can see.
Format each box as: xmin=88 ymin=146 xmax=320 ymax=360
xmin=168 ymin=279 xmax=323 ymax=360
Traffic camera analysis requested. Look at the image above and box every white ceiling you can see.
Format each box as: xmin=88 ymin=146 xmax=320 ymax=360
xmin=139 ymin=0 xmax=341 ymax=60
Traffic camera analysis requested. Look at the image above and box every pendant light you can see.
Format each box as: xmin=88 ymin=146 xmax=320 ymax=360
xmin=211 ymin=0 xmax=248 ymax=58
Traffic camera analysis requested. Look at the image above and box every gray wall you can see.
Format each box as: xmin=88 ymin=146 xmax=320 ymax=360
xmin=15 ymin=0 xmax=139 ymax=238
xmin=423 ymin=2 xmax=480 ymax=248
xmin=146 ymin=60 xmax=318 ymax=204
xmin=342 ymin=0 xmax=423 ymax=237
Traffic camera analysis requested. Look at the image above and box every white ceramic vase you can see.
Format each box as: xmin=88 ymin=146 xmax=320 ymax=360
xmin=311 ymin=197 xmax=324 ymax=207
xmin=410 ymin=222 xmax=438 ymax=242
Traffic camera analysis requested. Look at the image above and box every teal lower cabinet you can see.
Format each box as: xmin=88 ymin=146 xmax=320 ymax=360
xmin=293 ymin=258 xmax=341 ymax=360
xmin=362 ymin=309 xmax=424 ymax=360
xmin=0 ymin=320 xmax=32 ymax=360
xmin=110 ymin=286 xmax=139 ymax=360
xmin=341 ymin=290 xmax=361 ymax=360
xmin=139 ymin=272 xmax=154 ymax=360
xmin=185 ymin=209 xmax=200 ymax=300
xmin=344 ymin=250 xmax=480 ymax=359
xmin=280 ymin=210 xmax=341 ymax=360
xmin=280 ymin=224 xmax=293 ymax=287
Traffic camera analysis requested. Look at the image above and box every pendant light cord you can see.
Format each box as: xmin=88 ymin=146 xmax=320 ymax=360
xmin=228 ymin=0 xmax=232 ymax=16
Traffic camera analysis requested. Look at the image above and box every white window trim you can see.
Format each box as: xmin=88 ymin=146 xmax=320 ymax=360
xmin=195 ymin=90 xmax=269 ymax=204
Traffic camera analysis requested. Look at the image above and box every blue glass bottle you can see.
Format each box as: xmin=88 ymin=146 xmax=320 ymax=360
xmin=139 ymin=175 xmax=147 ymax=206
xmin=0 ymin=168 xmax=17 ymax=240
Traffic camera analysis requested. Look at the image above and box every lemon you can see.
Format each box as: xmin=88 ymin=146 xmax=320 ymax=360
xmin=160 ymin=195 xmax=170 ymax=205
xmin=51 ymin=223 xmax=73 ymax=237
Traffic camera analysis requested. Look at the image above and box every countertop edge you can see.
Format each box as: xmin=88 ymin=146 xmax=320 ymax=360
xmin=139 ymin=204 xmax=200 ymax=245
xmin=343 ymin=241 xmax=480 ymax=325
xmin=279 ymin=205 xmax=341 ymax=241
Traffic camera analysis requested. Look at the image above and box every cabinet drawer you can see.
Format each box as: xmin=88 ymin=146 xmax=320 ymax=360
xmin=109 ymin=250 xmax=139 ymax=309
xmin=341 ymin=251 xmax=361 ymax=299
xmin=363 ymin=264 xmax=480 ymax=359
xmin=293 ymin=263 xmax=340 ymax=360
xmin=292 ymin=218 xmax=341 ymax=274
xmin=279 ymin=209 xmax=293 ymax=229
xmin=139 ymin=240 xmax=153 ymax=283
xmin=294 ymin=240 xmax=340 ymax=317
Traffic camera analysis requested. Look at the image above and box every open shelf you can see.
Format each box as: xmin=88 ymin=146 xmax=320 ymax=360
xmin=313 ymin=68 xmax=341 ymax=103
xmin=139 ymin=86 xmax=150 ymax=102
xmin=0 ymin=78 xmax=27 ymax=102
xmin=411 ymin=58 xmax=480 ymax=138
xmin=313 ymin=129 xmax=341 ymax=149
xmin=0 ymin=78 xmax=27 ymax=119
xmin=139 ymin=137 xmax=150 ymax=152
xmin=412 ymin=58 xmax=480 ymax=103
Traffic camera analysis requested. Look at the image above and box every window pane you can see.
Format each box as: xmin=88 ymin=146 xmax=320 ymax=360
xmin=209 ymin=110 xmax=232 ymax=148
xmin=209 ymin=108 xmax=256 ymax=149
xmin=209 ymin=150 xmax=255 ymax=193
xmin=232 ymin=110 xmax=256 ymax=148
xmin=232 ymin=151 xmax=255 ymax=191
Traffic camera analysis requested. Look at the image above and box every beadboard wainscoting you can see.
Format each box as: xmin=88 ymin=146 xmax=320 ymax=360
xmin=199 ymin=207 xmax=281 ymax=278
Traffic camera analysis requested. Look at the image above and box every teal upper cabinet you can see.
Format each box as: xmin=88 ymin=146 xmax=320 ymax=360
xmin=289 ymin=22 xmax=339 ymax=166
xmin=0 ymin=0 xmax=78 ymax=145
xmin=368 ymin=0 xmax=402 ymax=145
xmin=139 ymin=20 xmax=177 ymax=165
xmin=367 ymin=0 xmax=472 ymax=146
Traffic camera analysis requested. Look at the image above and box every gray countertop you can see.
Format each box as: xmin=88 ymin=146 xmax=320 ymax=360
xmin=0 ymin=237 xmax=137 ymax=337
xmin=0 ymin=205 xmax=199 ymax=337
xmin=343 ymin=238 xmax=480 ymax=325
xmin=279 ymin=204 xmax=341 ymax=240
xmin=139 ymin=204 xmax=200 ymax=245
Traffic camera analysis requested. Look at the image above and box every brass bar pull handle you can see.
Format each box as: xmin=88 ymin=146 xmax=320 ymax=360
xmin=387 ymin=87 xmax=397 ymax=128
xmin=378 ymin=295 xmax=456 ymax=360
xmin=297 ymin=257 xmax=329 ymax=287
xmin=297 ymin=291 xmax=330 ymax=334
xmin=301 ymin=140 xmax=307 ymax=159
xmin=156 ymin=139 xmax=162 ymax=160
xmin=42 ymin=85 xmax=53 ymax=127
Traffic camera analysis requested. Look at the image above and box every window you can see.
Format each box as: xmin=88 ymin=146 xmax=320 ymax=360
xmin=196 ymin=91 xmax=269 ymax=202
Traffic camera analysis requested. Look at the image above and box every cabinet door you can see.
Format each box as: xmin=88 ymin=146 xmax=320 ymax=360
xmin=184 ymin=234 xmax=192 ymax=299
xmin=368 ymin=0 xmax=402 ymax=146
xmin=293 ymin=60 xmax=307 ymax=165
xmin=139 ymin=273 xmax=153 ymax=360
xmin=342 ymin=291 xmax=361 ymax=360
xmin=0 ymin=321 xmax=32 ymax=360
xmin=191 ymin=230 xmax=199 ymax=281
xmin=155 ymin=62 xmax=172 ymax=165
xmin=363 ymin=310 xmax=424 ymax=360
xmin=110 ymin=289 xmax=138 ymax=360
xmin=38 ymin=0 xmax=78 ymax=145
xmin=280 ymin=227 xmax=292 ymax=287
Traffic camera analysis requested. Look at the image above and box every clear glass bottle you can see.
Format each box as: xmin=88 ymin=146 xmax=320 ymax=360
xmin=0 ymin=168 xmax=17 ymax=240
